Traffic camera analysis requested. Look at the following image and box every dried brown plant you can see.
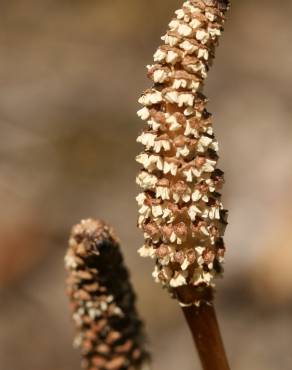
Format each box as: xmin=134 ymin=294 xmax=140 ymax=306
xmin=65 ymin=219 xmax=149 ymax=370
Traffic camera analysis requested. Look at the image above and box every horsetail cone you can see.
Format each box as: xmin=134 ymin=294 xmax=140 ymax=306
xmin=136 ymin=0 xmax=229 ymax=299
xmin=65 ymin=219 xmax=149 ymax=370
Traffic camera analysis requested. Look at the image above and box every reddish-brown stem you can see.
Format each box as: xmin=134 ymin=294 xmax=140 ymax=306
xmin=176 ymin=286 xmax=230 ymax=370
xmin=182 ymin=303 xmax=230 ymax=370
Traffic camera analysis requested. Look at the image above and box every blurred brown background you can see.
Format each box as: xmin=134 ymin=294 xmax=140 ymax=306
xmin=1 ymin=1 xmax=292 ymax=369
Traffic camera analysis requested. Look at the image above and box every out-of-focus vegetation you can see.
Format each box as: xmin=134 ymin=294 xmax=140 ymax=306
xmin=1 ymin=1 xmax=292 ymax=369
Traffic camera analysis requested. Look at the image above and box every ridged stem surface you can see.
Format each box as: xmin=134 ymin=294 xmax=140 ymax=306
xmin=182 ymin=303 xmax=230 ymax=370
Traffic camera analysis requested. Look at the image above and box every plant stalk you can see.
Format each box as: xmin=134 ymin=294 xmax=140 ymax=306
xmin=176 ymin=286 xmax=230 ymax=370
xmin=182 ymin=303 xmax=230 ymax=370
